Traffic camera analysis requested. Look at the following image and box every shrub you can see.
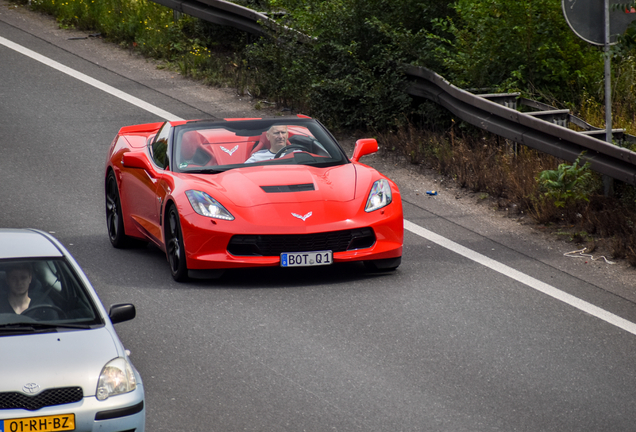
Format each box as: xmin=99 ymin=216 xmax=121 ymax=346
xmin=536 ymin=154 xmax=597 ymax=208
xmin=435 ymin=0 xmax=604 ymax=106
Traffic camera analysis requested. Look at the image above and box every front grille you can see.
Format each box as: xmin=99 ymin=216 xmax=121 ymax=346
xmin=0 ymin=387 xmax=83 ymax=411
xmin=228 ymin=227 xmax=376 ymax=256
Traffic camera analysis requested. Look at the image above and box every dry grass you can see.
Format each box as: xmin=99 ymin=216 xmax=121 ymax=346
xmin=376 ymin=123 xmax=636 ymax=266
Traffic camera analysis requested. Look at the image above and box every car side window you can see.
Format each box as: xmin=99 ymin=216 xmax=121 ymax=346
xmin=150 ymin=122 xmax=171 ymax=169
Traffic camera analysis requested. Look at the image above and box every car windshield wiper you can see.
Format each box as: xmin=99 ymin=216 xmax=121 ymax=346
xmin=298 ymin=160 xmax=342 ymax=168
xmin=0 ymin=322 xmax=93 ymax=333
xmin=184 ymin=167 xmax=227 ymax=174
xmin=0 ymin=323 xmax=56 ymax=334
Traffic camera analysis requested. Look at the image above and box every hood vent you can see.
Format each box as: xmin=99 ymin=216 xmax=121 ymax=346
xmin=260 ymin=183 xmax=315 ymax=193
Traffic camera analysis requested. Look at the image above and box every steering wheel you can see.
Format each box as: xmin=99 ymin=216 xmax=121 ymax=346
xmin=273 ymin=144 xmax=309 ymax=159
xmin=22 ymin=304 xmax=67 ymax=320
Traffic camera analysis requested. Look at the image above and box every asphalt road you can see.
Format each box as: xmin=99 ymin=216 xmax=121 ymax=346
xmin=2 ymin=5 xmax=636 ymax=431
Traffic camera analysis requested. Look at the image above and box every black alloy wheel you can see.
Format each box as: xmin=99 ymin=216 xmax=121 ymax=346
xmin=106 ymin=172 xmax=146 ymax=248
xmin=166 ymin=205 xmax=188 ymax=282
xmin=106 ymin=172 xmax=130 ymax=248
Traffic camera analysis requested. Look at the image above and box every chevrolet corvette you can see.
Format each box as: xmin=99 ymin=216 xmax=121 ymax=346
xmin=104 ymin=115 xmax=403 ymax=281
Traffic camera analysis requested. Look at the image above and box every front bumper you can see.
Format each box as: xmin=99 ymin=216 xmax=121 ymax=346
xmin=0 ymin=385 xmax=145 ymax=432
xmin=178 ymin=201 xmax=403 ymax=270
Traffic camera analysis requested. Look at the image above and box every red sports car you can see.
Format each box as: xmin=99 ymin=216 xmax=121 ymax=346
xmin=104 ymin=115 xmax=403 ymax=281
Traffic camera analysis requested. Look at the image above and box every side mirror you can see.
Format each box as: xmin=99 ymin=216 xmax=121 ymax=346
xmin=351 ymin=138 xmax=378 ymax=162
xmin=109 ymin=303 xmax=136 ymax=324
xmin=122 ymin=152 xmax=154 ymax=172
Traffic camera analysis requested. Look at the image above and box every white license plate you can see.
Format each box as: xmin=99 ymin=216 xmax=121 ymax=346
xmin=280 ymin=250 xmax=333 ymax=267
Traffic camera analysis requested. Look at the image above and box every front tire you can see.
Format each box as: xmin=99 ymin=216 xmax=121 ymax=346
xmin=166 ymin=205 xmax=189 ymax=282
xmin=106 ymin=171 xmax=141 ymax=248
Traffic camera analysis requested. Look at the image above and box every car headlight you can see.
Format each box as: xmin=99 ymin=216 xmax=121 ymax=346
xmin=96 ymin=358 xmax=137 ymax=401
xmin=185 ymin=190 xmax=234 ymax=220
xmin=365 ymin=179 xmax=392 ymax=212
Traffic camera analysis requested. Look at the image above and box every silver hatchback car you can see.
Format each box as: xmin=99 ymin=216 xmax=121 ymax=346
xmin=0 ymin=228 xmax=145 ymax=432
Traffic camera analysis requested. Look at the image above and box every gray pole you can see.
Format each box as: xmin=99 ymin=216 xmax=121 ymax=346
xmin=604 ymin=0 xmax=614 ymax=195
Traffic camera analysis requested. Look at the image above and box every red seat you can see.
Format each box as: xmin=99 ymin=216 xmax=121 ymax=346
xmin=180 ymin=131 xmax=216 ymax=166
xmin=181 ymin=131 xmax=205 ymax=160
xmin=249 ymin=132 xmax=271 ymax=154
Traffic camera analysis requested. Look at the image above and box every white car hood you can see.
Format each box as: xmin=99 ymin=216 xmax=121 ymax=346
xmin=0 ymin=327 xmax=121 ymax=396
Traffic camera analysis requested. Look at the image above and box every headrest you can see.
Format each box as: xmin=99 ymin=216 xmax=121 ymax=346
xmin=181 ymin=131 xmax=205 ymax=159
xmin=258 ymin=131 xmax=271 ymax=150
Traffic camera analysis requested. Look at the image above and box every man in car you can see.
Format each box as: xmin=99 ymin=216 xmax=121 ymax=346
xmin=0 ymin=263 xmax=34 ymax=314
xmin=245 ymin=125 xmax=290 ymax=163
xmin=0 ymin=262 xmax=59 ymax=319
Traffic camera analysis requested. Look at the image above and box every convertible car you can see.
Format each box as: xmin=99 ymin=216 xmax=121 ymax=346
xmin=104 ymin=115 xmax=403 ymax=281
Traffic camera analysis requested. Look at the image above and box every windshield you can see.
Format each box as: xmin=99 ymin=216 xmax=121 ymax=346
xmin=0 ymin=258 xmax=102 ymax=329
xmin=172 ymin=118 xmax=348 ymax=173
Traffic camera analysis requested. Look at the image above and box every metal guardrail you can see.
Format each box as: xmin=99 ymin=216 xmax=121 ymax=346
xmin=153 ymin=0 xmax=636 ymax=186
xmin=151 ymin=0 xmax=313 ymax=41
xmin=404 ymin=65 xmax=636 ymax=186
xmin=151 ymin=0 xmax=275 ymax=37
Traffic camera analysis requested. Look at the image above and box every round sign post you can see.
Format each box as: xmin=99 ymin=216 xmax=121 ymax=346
xmin=562 ymin=0 xmax=636 ymax=45
xmin=562 ymin=0 xmax=636 ymax=194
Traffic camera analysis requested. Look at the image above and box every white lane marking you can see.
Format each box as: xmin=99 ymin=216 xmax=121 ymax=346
xmin=405 ymin=219 xmax=636 ymax=336
xmin=0 ymin=36 xmax=183 ymax=121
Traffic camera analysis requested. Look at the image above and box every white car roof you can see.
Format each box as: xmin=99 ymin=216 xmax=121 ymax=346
xmin=0 ymin=228 xmax=63 ymax=259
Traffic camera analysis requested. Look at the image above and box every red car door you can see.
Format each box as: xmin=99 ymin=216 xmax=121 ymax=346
xmin=121 ymin=156 xmax=164 ymax=245
xmin=121 ymin=124 xmax=172 ymax=246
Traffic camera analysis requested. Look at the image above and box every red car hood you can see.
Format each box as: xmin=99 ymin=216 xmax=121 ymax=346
xmin=192 ymin=164 xmax=358 ymax=207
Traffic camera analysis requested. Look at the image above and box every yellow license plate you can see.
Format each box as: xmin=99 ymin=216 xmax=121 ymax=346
xmin=3 ymin=414 xmax=75 ymax=431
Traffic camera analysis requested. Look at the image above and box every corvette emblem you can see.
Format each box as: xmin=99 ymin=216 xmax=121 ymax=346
xmin=220 ymin=145 xmax=239 ymax=156
xmin=292 ymin=211 xmax=312 ymax=221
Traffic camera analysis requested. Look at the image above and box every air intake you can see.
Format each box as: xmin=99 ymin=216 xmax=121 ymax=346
xmin=260 ymin=183 xmax=315 ymax=193
xmin=228 ymin=228 xmax=376 ymax=256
